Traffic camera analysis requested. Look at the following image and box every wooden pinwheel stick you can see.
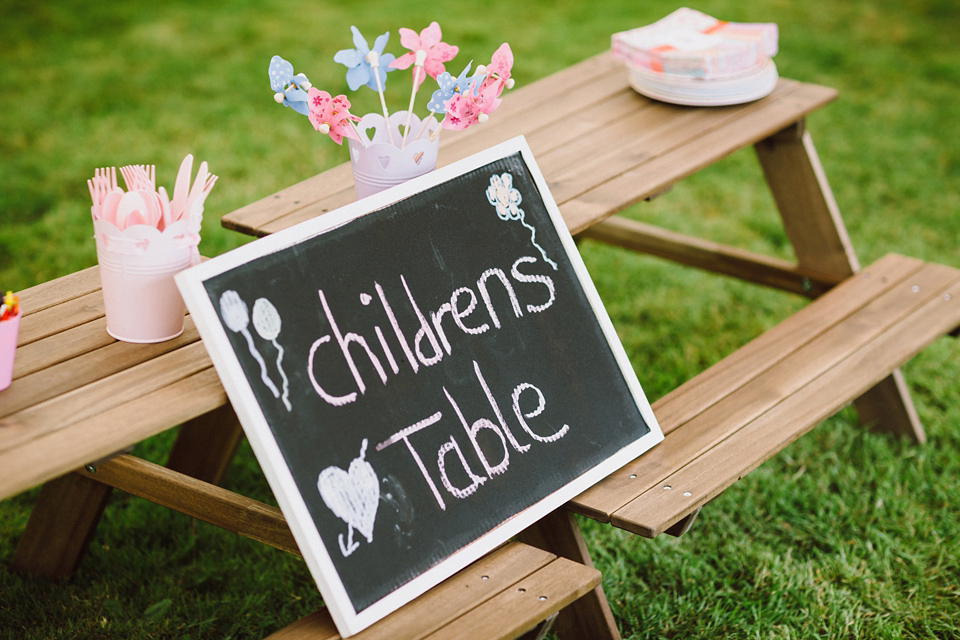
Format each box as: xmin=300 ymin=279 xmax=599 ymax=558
xmin=401 ymin=50 xmax=428 ymax=150
xmin=365 ymin=51 xmax=394 ymax=145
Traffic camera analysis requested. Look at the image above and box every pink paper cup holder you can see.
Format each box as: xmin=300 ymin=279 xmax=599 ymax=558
xmin=0 ymin=310 xmax=21 ymax=391
xmin=95 ymin=220 xmax=197 ymax=343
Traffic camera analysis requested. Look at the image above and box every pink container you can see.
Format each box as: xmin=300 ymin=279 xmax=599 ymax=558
xmin=348 ymin=110 xmax=440 ymax=199
xmin=0 ymin=310 xmax=21 ymax=391
xmin=94 ymin=220 xmax=195 ymax=343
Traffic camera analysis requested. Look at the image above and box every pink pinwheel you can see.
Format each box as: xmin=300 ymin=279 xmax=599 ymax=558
xmin=307 ymin=89 xmax=360 ymax=145
xmin=480 ymin=43 xmax=515 ymax=96
xmin=441 ymin=81 xmax=502 ymax=131
xmin=390 ymin=22 xmax=458 ymax=90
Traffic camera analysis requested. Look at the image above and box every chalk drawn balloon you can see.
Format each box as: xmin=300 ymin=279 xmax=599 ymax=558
xmin=219 ymin=290 xmax=280 ymax=398
xmin=252 ymin=297 xmax=291 ymax=411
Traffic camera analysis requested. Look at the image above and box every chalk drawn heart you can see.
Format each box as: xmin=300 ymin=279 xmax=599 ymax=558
xmin=359 ymin=292 xmax=373 ymax=306
xmin=317 ymin=439 xmax=379 ymax=556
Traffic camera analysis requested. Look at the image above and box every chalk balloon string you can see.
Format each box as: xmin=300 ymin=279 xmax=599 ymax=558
xmin=252 ymin=297 xmax=292 ymax=411
xmin=219 ymin=290 xmax=280 ymax=398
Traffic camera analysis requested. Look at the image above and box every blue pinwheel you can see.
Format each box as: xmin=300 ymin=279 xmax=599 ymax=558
xmin=269 ymin=56 xmax=311 ymax=116
xmin=426 ymin=62 xmax=484 ymax=114
xmin=334 ymin=26 xmax=397 ymax=92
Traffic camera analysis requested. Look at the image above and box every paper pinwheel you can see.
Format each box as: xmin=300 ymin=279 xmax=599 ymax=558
xmin=480 ymin=43 xmax=515 ymax=94
xmin=334 ymin=26 xmax=397 ymax=92
xmin=390 ymin=22 xmax=458 ymax=90
xmin=442 ymin=81 xmax=501 ymax=130
xmin=269 ymin=56 xmax=312 ymax=116
xmin=307 ymin=89 xmax=360 ymax=145
xmin=427 ymin=62 xmax=483 ymax=114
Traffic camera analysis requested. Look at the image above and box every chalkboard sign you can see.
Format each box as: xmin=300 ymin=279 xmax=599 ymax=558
xmin=176 ymin=137 xmax=663 ymax=637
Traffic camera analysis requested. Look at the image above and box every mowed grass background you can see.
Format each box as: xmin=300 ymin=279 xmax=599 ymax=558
xmin=2 ymin=0 xmax=959 ymax=637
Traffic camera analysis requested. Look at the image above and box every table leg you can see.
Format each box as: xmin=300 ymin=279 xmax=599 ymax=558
xmin=10 ymin=473 xmax=112 ymax=580
xmin=10 ymin=404 xmax=244 ymax=580
xmin=518 ymin=509 xmax=622 ymax=640
xmin=755 ymin=122 xmax=925 ymax=443
xmin=165 ymin=403 xmax=244 ymax=485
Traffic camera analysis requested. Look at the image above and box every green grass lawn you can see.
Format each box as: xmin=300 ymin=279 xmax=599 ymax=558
xmin=2 ymin=0 xmax=959 ymax=637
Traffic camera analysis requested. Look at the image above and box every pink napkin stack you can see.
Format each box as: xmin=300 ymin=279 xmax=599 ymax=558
xmin=612 ymin=8 xmax=779 ymax=106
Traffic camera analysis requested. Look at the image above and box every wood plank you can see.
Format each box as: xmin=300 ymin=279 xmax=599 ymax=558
xmin=0 ymin=366 xmax=225 ymax=500
xmin=569 ymin=256 xmax=947 ymax=521
xmin=518 ymin=509 xmax=621 ymax=640
xmin=81 ymin=454 xmax=300 ymax=556
xmin=579 ymin=214 xmax=843 ymax=297
xmin=5 ymin=318 xmax=202 ymax=414
xmin=12 ymin=315 xmax=114 ymax=378
xmin=1 ymin=341 xmax=213 ymax=455
xmin=425 ymin=557 xmax=600 ymax=640
xmin=560 ymin=82 xmax=838 ymax=234
xmin=266 ymin=542 xmax=558 ymax=640
xmin=650 ymin=255 xmax=922 ymax=432
xmin=16 ymin=290 xmax=104 ymax=346
xmin=613 ymin=272 xmax=960 ymax=536
xmin=546 ymin=80 xmax=803 ymax=205
xmin=15 ymin=266 xmax=101 ymax=317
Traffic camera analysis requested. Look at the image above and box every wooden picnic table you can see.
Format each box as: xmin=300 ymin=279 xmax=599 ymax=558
xmin=219 ymin=50 xmax=960 ymax=639
xmin=4 ymin=50 xmax=959 ymax=640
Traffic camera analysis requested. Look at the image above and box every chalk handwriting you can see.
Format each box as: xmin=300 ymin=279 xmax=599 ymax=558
xmin=307 ymin=255 xmax=556 ymax=407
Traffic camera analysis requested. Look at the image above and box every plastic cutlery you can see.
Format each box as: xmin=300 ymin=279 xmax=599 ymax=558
xmin=171 ymin=154 xmax=194 ymax=222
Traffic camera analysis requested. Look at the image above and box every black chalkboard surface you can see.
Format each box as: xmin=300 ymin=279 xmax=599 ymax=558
xmin=176 ymin=137 xmax=663 ymax=637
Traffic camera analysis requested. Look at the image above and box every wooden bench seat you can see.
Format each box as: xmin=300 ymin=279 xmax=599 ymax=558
xmin=69 ymin=454 xmax=600 ymax=640
xmin=569 ymin=253 xmax=960 ymax=538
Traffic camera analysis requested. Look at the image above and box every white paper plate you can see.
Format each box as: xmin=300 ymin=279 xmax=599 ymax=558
xmin=627 ymin=57 xmax=779 ymax=106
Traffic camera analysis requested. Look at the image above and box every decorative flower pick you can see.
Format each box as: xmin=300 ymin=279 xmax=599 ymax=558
xmin=307 ymin=89 xmax=361 ymax=146
xmin=269 ymin=56 xmax=312 ymax=116
xmin=334 ymin=26 xmax=396 ymax=144
xmin=269 ymin=25 xmax=514 ymax=162
xmin=477 ymin=43 xmax=515 ymax=94
xmin=443 ymin=78 xmax=501 ymax=131
xmin=390 ymin=22 xmax=459 ymax=148
xmin=417 ymin=62 xmax=481 ymax=140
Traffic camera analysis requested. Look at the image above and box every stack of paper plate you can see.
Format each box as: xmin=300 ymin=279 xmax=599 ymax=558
xmin=626 ymin=57 xmax=779 ymax=107
xmin=612 ymin=8 xmax=780 ymax=107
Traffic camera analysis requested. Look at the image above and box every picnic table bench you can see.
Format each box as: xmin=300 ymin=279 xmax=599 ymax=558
xmin=4 ymin=50 xmax=959 ymax=639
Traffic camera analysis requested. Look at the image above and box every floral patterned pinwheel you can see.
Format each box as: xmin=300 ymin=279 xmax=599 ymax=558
xmin=334 ymin=26 xmax=397 ymax=92
xmin=480 ymin=43 xmax=515 ymax=95
xmin=307 ymin=89 xmax=360 ymax=145
xmin=269 ymin=56 xmax=312 ymax=116
xmin=442 ymin=81 xmax=501 ymax=130
xmin=427 ymin=62 xmax=483 ymax=114
xmin=390 ymin=21 xmax=459 ymax=90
